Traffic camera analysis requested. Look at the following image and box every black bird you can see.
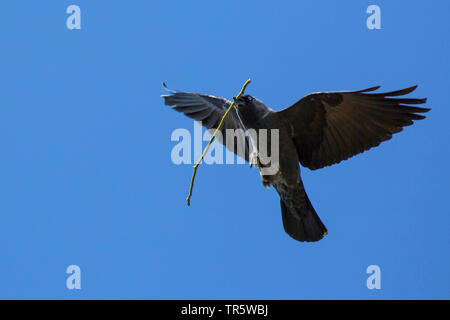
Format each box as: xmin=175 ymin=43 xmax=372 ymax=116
xmin=162 ymin=84 xmax=429 ymax=242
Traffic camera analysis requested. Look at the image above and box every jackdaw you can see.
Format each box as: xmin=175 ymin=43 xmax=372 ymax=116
xmin=162 ymin=84 xmax=429 ymax=242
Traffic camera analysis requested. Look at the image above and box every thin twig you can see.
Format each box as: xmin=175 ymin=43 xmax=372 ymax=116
xmin=186 ymin=79 xmax=252 ymax=206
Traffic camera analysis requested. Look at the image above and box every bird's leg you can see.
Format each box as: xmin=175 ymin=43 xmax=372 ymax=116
xmin=248 ymin=144 xmax=271 ymax=186
xmin=256 ymin=156 xmax=272 ymax=187
xmin=261 ymin=175 xmax=271 ymax=187
xmin=249 ymin=150 xmax=258 ymax=168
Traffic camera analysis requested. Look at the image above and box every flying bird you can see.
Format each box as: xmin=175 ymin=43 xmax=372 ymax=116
xmin=162 ymin=84 xmax=429 ymax=242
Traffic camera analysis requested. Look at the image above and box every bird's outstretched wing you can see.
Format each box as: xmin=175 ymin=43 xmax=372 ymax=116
xmin=277 ymin=85 xmax=430 ymax=170
xmin=162 ymin=84 xmax=251 ymax=162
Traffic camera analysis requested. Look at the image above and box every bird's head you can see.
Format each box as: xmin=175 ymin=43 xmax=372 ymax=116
xmin=234 ymin=94 xmax=269 ymax=115
xmin=232 ymin=94 xmax=271 ymax=127
xmin=234 ymin=94 xmax=254 ymax=109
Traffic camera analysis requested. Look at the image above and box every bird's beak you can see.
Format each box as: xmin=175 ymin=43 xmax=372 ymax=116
xmin=233 ymin=96 xmax=244 ymax=105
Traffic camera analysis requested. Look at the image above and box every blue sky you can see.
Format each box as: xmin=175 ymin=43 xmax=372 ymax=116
xmin=0 ymin=1 xmax=449 ymax=299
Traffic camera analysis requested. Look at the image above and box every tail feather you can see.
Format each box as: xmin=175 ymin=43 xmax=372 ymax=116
xmin=279 ymin=185 xmax=327 ymax=242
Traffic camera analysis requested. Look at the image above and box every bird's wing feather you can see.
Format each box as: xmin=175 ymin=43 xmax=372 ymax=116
xmin=277 ymin=85 xmax=429 ymax=170
xmin=162 ymin=85 xmax=251 ymax=162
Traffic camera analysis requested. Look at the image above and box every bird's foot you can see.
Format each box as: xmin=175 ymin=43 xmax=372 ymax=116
xmin=261 ymin=176 xmax=271 ymax=188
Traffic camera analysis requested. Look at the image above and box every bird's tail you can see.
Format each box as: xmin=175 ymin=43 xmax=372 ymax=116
xmin=278 ymin=183 xmax=328 ymax=242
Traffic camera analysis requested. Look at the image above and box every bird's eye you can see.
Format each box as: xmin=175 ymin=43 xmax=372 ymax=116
xmin=235 ymin=95 xmax=253 ymax=105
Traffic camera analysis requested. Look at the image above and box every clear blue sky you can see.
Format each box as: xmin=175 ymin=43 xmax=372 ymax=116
xmin=1 ymin=1 xmax=449 ymax=299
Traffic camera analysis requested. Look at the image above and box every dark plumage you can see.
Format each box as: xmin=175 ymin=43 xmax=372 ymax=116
xmin=162 ymin=84 xmax=429 ymax=242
